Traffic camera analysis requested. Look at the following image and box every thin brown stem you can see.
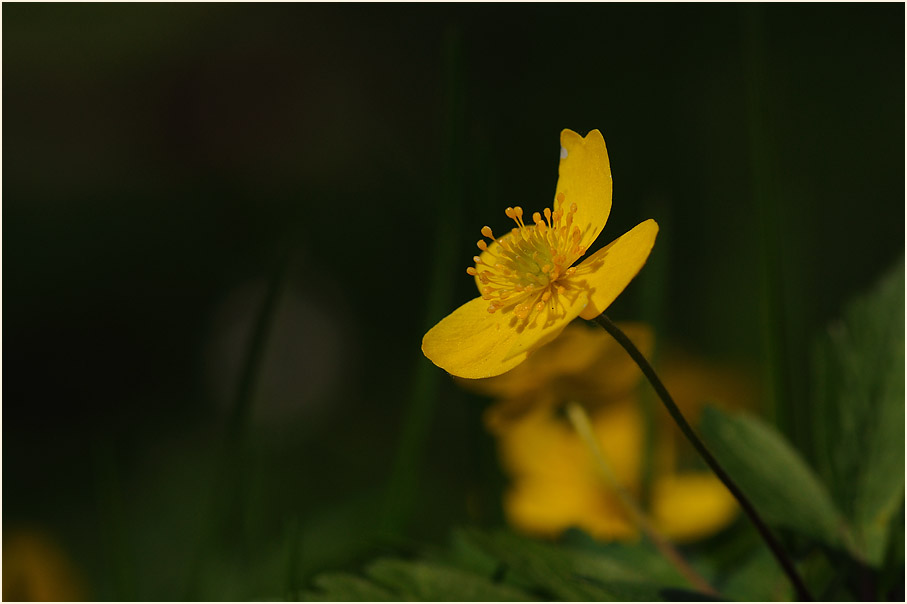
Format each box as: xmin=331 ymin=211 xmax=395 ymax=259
xmin=592 ymin=313 xmax=813 ymax=601
xmin=565 ymin=402 xmax=720 ymax=598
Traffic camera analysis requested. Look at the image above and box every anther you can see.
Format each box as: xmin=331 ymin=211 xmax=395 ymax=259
xmin=514 ymin=304 xmax=531 ymax=320
xmin=481 ymin=226 xmax=494 ymax=239
xmin=477 ymin=240 xmax=488 ymax=251
xmin=466 ymin=267 xmax=478 ymax=276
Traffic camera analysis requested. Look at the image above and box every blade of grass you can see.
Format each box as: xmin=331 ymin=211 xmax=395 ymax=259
xmin=380 ymin=26 xmax=465 ymax=536
xmin=92 ymin=441 xmax=135 ymax=600
xmin=185 ymin=249 xmax=290 ymax=598
xmin=741 ymin=4 xmax=806 ymax=450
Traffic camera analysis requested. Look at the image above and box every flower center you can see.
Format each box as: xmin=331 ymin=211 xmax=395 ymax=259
xmin=467 ymin=193 xmax=586 ymax=319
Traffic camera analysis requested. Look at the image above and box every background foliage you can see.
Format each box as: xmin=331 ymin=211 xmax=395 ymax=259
xmin=3 ymin=4 xmax=904 ymax=601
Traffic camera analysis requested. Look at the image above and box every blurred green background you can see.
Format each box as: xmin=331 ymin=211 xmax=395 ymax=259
xmin=3 ymin=4 xmax=903 ymax=600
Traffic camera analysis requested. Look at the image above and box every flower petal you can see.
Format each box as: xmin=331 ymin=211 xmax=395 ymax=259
xmin=569 ymin=219 xmax=659 ymax=320
xmin=652 ymin=473 xmax=739 ymax=542
xmin=556 ymin=129 xmax=612 ymax=254
xmin=493 ymin=401 xmax=643 ymax=541
xmin=421 ymin=288 xmax=589 ymax=379
xmin=504 ymin=478 xmax=635 ymax=540
xmin=459 ymin=323 xmax=617 ymax=398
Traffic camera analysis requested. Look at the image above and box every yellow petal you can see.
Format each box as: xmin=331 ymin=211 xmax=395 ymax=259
xmin=2 ymin=529 xmax=87 ymax=602
xmin=569 ymin=219 xmax=659 ymax=320
xmin=590 ymin=400 xmax=645 ymax=488
xmin=556 ymin=129 xmax=612 ymax=253
xmin=651 ymin=473 xmax=739 ymax=543
xmin=421 ymin=287 xmax=589 ymax=379
xmin=461 ymin=321 xmax=652 ymax=403
xmin=491 ymin=404 xmax=593 ymax=480
xmin=505 ymin=478 xmax=635 ymax=541
xmin=490 ymin=401 xmax=642 ymax=541
xmin=459 ymin=323 xmax=614 ymax=398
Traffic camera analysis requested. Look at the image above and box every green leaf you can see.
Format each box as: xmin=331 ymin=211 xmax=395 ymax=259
xmin=811 ymin=260 xmax=905 ymax=565
xmin=364 ymin=558 xmax=534 ymax=601
xmin=699 ymin=406 xmax=847 ymax=548
xmin=303 ymin=572 xmax=396 ymax=602
xmin=304 ymin=558 xmax=535 ymax=602
xmin=560 ymin=528 xmax=690 ymax=587
xmin=464 ymin=529 xmax=694 ymax=601
xmin=719 ymin=548 xmax=794 ymax=602
xmin=432 ymin=528 xmax=503 ymax=578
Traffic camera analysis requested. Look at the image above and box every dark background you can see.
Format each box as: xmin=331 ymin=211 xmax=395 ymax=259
xmin=3 ymin=4 xmax=904 ymax=600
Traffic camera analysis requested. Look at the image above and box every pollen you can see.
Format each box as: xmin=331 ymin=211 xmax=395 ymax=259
xmin=467 ymin=195 xmax=586 ymax=321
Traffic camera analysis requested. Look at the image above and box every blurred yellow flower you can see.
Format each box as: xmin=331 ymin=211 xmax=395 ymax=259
xmin=467 ymin=321 xmax=654 ymax=429
xmin=422 ymin=129 xmax=658 ymax=379
xmin=3 ymin=528 xmax=87 ymax=601
xmin=473 ymin=323 xmax=742 ymax=543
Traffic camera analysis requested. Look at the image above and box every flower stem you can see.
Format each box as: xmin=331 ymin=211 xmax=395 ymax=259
xmin=565 ymin=402 xmax=720 ymax=598
xmin=591 ymin=313 xmax=814 ymax=602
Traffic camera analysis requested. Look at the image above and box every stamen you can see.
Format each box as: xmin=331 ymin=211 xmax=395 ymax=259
xmin=514 ymin=304 xmax=531 ymax=320
xmin=467 ymin=195 xmax=588 ymax=322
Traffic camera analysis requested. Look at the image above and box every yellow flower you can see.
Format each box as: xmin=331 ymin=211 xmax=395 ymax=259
xmin=463 ymin=321 xmax=654 ymax=427
xmin=475 ymin=324 xmax=741 ymax=543
xmin=490 ymin=399 xmax=738 ymax=543
xmin=3 ymin=528 xmax=88 ymax=601
xmin=422 ymin=129 xmax=658 ymax=379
